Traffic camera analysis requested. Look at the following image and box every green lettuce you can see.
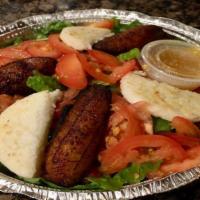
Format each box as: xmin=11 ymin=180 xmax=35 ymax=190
xmin=117 ymin=48 xmax=140 ymax=61
xmin=18 ymin=177 xmax=66 ymax=190
xmin=34 ymin=20 xmax=72 ymax=39
xmin=112 ymin=18 xmax=142 ymax=33
xmin=0 ymin=160 xmax=162 ymax=191
xmin=153 ymin=116 xmax=172 ymax=132
xmin=26 ymin=73 xmax=63 ymax=92
xmin=19 ymin=161 xmax=162 ymax=191
xmin=0 ymin=36 xmax=26 ymax=48
xmin=0 ymin=20 xmax=72 ymax=48
xmin=72 ymin=161 xmax=162 ymax=190
xmin=0 ymin=162 xmax=66 ymax=190
xmin=13 ymin=37 xmax=23 ymax=45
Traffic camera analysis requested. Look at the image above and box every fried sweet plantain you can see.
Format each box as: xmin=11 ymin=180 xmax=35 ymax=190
xmin=22 ymin=57 xmax=57 ymax=75
xmin=44 ymin=86 xmax=111 ymax=186
xmin=0 ymin=57 xmax=57 ymax=95
xmin=93 ymin=25 xmax=172 ymax=55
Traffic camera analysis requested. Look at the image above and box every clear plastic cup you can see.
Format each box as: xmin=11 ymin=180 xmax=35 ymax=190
xmin=139 ymin=40 xmax=200 ymax=90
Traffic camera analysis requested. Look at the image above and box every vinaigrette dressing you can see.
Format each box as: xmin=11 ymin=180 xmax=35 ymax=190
xmin=157 ymin=47 xmax=200 ymax=78
xmin=139 ymin=40 xmax=200 ymax=90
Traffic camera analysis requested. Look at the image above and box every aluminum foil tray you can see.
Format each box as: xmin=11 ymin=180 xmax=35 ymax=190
xmin=0 ymin=9 xmax=200 ymax=200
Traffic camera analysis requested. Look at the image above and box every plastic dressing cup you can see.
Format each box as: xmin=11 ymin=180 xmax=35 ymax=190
xmin=139 ymin=40 xmax=200 ymax=90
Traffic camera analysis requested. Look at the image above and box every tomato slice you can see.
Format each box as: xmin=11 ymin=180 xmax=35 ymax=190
xmin=78 ymin=53 xmax=111 ymax=83
xmin=48 ymin=34 xmax=77 ymax=54
xmin=0 ymin=57 xmax=14 ymax=66
xmin=88 ymin=50 xmax=121 ymax=68
xmin=106 ymin=95 xmax=145 ymax=150
xmin=0 ymin=47 xmax=30 ymax=60
xmin=112 ymin=95 xmax=145 ymax=136
xmin=56 ymin=53 xmax=87 ymax=89
xmin=161 ymin=145 xmax=200 ymax=175
xmin=27 ymin=40 xmax=62 ymax=58
xmin=78 ymin=54 xmax=138 ymax=84
xmin=110 ymin=60 xmax=139 ymax=82
xmin=16 ymin=40 xmax=36 ymax=50
xmin=166 ymin=134 xmax=200 ymax=148
xmin=99 ymin=134 xmax=186 ymax=174
xmin=88 ymin=19 xmax=114 ymax=29
xmin=172 ymin=116 xmax=200 ymax=137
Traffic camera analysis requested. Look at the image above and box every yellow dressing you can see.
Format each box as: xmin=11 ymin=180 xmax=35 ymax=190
xmin=140 ymin=40 xmax=200 ymax=90
xmin=157 ymin=47 xmax=200 ymax=78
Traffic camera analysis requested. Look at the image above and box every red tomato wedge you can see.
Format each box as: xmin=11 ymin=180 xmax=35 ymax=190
xmin=99 ymin=134 xmax=186 ymax=174
xmin=106 ymin=95 xmax=145 ymax=150
xmin=166 ymin=134 xmax=200 ymax=148
xmin=172 ymin=116 xmax=200 ymax=137
xmin=78 ymin=53 xmax=138 ymax=84
xmin=111 ymin=94 xmax=145 ymax=136
xmin=48 ymin=34 xmax=77 ymax=55
xmin=110 ymin=60 xmax=139 ymax=82
xmin=0 ymin=57 xmax=14 ymax=66
xmin=56 ymin=53 xmax=87 ymax=89
xmin=88 ymin=19 xmax=114 ymax=29
xmin=88 ymin=50 xmax=121 ymax=68
xmin=0 ymin=47 xmax=30 ymax=60
xmin=161 ymin=145 xmax=200 ymax=175
xmin=27 ymin=40 xmax=61 ymax=58
xmin=16 ymin=40 xmax=36 ymax=50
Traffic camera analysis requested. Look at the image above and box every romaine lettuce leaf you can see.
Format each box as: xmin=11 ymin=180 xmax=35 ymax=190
xmin=153 ymin=116 xmax=172 ymax=132
xmin=117 ymin=48 xmax=140 ymax=61
xmin=0 ymin=160 xmax=162 ymax=191
xmin=112 ymin=18 xmax=142 ymax=33
xmin=18 ymin=177 xmax=66 ymax=190
xmin=34 ymin=20 xmax=72 ymax=39
xmin=71 ymin=160 xmax=162 ymax=190
xmin=0 ymin=20 xmax=72 ymax=48
xmin=26 ymin=73 xmax=63 ymax=92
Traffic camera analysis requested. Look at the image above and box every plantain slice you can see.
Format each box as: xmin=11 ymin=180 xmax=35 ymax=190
xmin=93 ymin=25 xmax=172 ymax=55
xmin=44 ymin=85 xmax=111 ymax=186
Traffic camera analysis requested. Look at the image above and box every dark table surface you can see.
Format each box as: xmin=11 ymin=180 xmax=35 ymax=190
xmin=0 ymin=0 xmax=200 ymax=199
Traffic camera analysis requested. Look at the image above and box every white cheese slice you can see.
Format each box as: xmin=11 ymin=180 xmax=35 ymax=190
xmin=0 ymin=90 xmax=61 ymax=178
xmin=120 ymin=72 xmax=200 ymax=122
xmin=59 ymin=26 xmax=113 ymax=51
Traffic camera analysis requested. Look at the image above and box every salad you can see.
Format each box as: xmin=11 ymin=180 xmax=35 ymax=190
xmin=0 ymin=18 xmax=200 ymax=191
